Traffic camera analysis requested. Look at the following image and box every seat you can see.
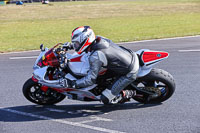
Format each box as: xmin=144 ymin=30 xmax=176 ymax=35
xmin=137 ymin=51 xmax=145 ymax=66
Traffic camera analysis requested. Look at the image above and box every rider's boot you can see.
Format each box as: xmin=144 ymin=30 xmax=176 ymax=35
xmin=101 ymin=89 xmax=136 ymax=104
xmin=101 ymin=89 xmax=116 ymax=104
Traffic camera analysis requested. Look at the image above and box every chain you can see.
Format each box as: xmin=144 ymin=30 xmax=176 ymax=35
xmin=142 ymin=87 xmax=162 ymax=97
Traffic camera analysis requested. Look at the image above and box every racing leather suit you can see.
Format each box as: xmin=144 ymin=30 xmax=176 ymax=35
xmin=74 ymin=36 xmax=139 ymax=96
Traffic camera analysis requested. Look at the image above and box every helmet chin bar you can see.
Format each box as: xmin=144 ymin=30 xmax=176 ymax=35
xmin=72 ymin=38 xmax=88 ymax=52
xmin=76 ymin=39 xmax=87 ymax=52
xmin=72 ymin=42 xmax=80 ymax=52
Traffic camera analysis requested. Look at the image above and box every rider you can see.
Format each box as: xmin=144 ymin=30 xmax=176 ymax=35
xmin=64 ymin=26 xmax=139 ymax=104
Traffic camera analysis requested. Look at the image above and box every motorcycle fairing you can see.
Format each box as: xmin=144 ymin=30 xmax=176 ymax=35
xmin=41 ymin=48 xmax=59 ymax=67
xmin=33 ymin=48 xmax=48 ymax=70
xmin=136 ymin=49 xmax=169 ymax=77
xmin=33 ymin=43 xmax=62 ymax=69
xmin=33 ymin=67 xmax=99 ymax=100
xmin=33 ymin=66 xmax=64 ymax=88
xmin=142 ymin=51 xmax=169 ymax=64
xmin=62 ymin=84 xmax=99 ymax=101
xmin=50 ymin=84 xmax=100 ymax=101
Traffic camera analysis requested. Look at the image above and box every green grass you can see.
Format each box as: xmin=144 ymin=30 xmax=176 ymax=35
xmin=0 ymin=0 xmax=200 ymax=52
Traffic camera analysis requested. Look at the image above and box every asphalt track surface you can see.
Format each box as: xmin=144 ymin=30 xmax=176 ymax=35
xmin=0 ymin=36 xmax=200 ymax=133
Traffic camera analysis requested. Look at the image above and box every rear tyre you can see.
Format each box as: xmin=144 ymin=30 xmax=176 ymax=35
xmin=132 ymin=68 xmax=175 ymax=103
xmin=23 ymin=78 xmax=66 ymax=105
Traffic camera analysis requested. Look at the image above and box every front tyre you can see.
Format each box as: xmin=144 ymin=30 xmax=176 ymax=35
xmin=133 ymin=68 xmax=176 ymax=103
xmin=23 ymin=78 xmax=66 ymax=105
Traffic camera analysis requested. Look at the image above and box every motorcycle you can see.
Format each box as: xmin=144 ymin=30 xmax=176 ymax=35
xmin=23 ymin=43 xmax=175 ymax=105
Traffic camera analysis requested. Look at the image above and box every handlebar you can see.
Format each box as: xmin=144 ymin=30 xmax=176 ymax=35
xmin=39 ymin=42 xmax=72 ymax=68
xmin=56 ymin=43 xmax=72 ymax=69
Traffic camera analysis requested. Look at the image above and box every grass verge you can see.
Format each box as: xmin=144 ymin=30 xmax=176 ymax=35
xmin=0 ymin=0 xmax=200 ymax=52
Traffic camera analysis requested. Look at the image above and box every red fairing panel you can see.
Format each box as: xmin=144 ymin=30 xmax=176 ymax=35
xmin=98 ymin=69 xmax=107 ymax=75
xmin=51 ymin=87 xmax=77 ymax=93
xmin=70 ymin=56 xmax=83 ymax=62
xmin=32 ymin=76 xmax=38 ymax=82
xmin=142 ymin=51 xmax=169 ymax=63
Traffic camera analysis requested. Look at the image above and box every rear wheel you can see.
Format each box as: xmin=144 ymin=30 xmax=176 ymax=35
xmin=23 ymin=78 xmax=66 ymax=105
xmin=132 ymin=68 xmax=175 ymax=103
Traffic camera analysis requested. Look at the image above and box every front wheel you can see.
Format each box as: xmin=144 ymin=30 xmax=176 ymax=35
xmin=23 ymin=78 xmax=66 ymax=105
xmin=132 ymin=68 xmax=176 ymax=103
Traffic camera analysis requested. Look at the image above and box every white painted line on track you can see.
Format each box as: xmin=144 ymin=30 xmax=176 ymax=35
xmin=0 ymin=108 xmax=125 ymax=133
xmin=45 ymin=108 xmax=66 ymax=113
xmin=81 ymin=109 xmax=101 ymax=113
xmin=79 ymin=116 xmax=112 ymax=124
xmin=118 ymin=35 xmax=200 ymax=44
xmin=9 ymin=56 xmax=38 ymax=60
xmin=79 ymin=119 xmax=102 ymax=124
xmin=90 ymin=116 xmax=113 ymax=122
xmin=178 ymin=49 xmax=200 ymax=52
xmin=1 ymin=35 xmax=200 ymax=55
xmin=0 ymin=50 xmax=40 ymax=55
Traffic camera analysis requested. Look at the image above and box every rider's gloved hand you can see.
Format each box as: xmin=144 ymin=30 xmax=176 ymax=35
xmin=63 ymin=42 xmax=73 ymax=51
xmin=59 ymin=78 xmax=76 ymax=88
xmin=67 ymin=79 xmax=76 ymax=88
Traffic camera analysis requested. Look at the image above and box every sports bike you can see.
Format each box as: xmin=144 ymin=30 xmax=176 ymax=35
xmin=23 ymin=43 xmax=175 ymax=105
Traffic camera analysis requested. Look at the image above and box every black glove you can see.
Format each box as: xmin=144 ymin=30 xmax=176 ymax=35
xmin=59 ymin=78 xmax=76 ymax=88
xmin=66 ymin=79 xmax=76 ymax=88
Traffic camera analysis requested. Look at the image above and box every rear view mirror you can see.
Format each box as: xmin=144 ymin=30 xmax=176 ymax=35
xmin=40 ymin=44 xmax=45 ymax=51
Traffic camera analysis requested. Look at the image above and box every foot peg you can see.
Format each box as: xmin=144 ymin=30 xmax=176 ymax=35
xmin=118 ymin=90 xmax=136 ymax=104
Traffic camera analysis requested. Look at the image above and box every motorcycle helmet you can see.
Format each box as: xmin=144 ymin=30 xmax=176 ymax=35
xmin=71 ymin=26 xmax=96 ymax=54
